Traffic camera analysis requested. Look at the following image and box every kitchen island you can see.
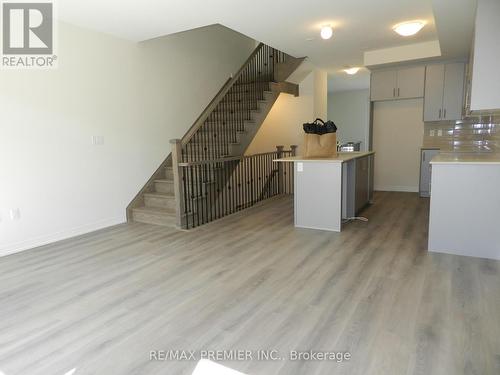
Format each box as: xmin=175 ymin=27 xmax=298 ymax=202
xmin=428 ymin=152 xmax=500 ymax=260
xmin=274 ymin=152 xmax=375 ymax=232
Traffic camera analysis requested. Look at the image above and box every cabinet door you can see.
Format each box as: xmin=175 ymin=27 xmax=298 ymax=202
xmin=424 ymin=65 xmax=445 ymax=121
xmin=442 ymin=63 xmax=465 ymax=121
xmin=397 ymin=66 xmax=425 ymax=99
xmin=371 ymin=70 xmax=397 ymax=101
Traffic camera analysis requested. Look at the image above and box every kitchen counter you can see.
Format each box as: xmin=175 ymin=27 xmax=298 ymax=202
xmin=274 ymin=151 xmax=375 ymax=164
xmin=428 ymin=153 xmax=500 ymax=260
xmin=430 ymin=152 xmax=500 ymax=165
xmin=273 ymin=152 xmax=375 ymax=232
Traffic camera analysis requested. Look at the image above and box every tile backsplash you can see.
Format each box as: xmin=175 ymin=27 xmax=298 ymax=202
xmin=423 ymin=115 xmax=500 ymax=152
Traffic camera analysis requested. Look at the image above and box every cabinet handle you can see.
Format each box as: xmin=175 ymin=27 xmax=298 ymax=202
xmin=397 ymin=88 xmax=400 ymax=97
xmin=439 ymin=109 xmax=442 ymax=119
xmin=443 ymin=109 xmax=446 ymax=118
xmin=393 ymin=88 xmax=396 ymax=97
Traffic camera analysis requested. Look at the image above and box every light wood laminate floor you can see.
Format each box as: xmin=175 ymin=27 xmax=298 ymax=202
xmin=0 ymin=192 xmax=499 ymax=375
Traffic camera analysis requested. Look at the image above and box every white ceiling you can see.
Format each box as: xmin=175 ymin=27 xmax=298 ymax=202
xmin=58 ymin=0 xmax=477 ymax=93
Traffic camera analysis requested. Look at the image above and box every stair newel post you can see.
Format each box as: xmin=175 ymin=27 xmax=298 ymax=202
xmin=276 ymin=145 xmax=284 ymax=195
xmin=290 ymin=145 xmax=298 ymax=156
xmin=170 ymin=139 xmax=185 ymax=229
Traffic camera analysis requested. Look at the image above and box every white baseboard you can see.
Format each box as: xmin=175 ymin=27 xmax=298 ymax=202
xmin=0 ymin=216 xmax=126 ymax=258
xmin=374 ymin=185 xmax=418 ymax=193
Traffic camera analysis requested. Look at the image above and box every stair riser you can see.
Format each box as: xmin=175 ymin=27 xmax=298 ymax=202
xmin=223 ymin=93 xmax=269 ymax=101
xmin=196 ymin=130 xmax=246 ymax=141
xmin=189 ymin=137 xmax=240 ymax=146
xmin=231 ymin=83 xmax=271 ymax=93
xmin=145 ymin=195 xmax=176 ymax=210
xmin=182 ymin=149 xmax=232 ymax=158
xmin=165 ymin=168 xmax=174 ymax=180
xmin=154 ymin=181 xmax=174 ymax=194
xmin=132 ymin=211 xmax=176 ymax=227
xmin=188 ymin=142 xmax=240 ymax=149
xmin=217 ymin=102 xmax=259 ymax=111
xmin=210 ymin=111 xmax=255 ymax=119
xmin=183 ymin=145 xmax=237 ymax=157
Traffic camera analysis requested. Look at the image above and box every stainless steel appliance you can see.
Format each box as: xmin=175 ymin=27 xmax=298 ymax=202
xmin=339 ymin=141 xmax=361 ymax=152
xmin=419 ymin=148 xmax=440 ymax=197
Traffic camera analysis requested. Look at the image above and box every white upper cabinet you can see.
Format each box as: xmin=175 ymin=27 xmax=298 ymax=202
xmin=396 ymin=66 xmax=426 ymax=99
xmin=370 ymin=70 xmax=397 ymax=101
xmin=423 ymin=65 xmax=445 ymax=122
xmin=470 ymin=0 xmax=500 ymax=112
xmin=443 ymin=63 xmax=466 ymax=120
xmin=370 ymin=66 xmax=425 ymax=101
xmin=424 ymin=63 xmax=465 ymax=122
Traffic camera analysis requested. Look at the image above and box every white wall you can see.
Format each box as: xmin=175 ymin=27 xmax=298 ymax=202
xmin=372 ymin=99 xmax=424 ymax=192
xmin=327 ymin=89 xmax=370 ymax=151
xmin=0 ymin=22 xmax=255 ymax=256
xmin=246 ymin=63 xmax=327 ymax=155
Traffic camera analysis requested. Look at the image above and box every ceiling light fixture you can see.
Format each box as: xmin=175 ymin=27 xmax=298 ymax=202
xmin=344 ymin=67 xmax=360 ymax=75
xmin=320 ymin=25 xmax=333 ymax=40
xmin=393 ymin=21 xmax=425 ymax=36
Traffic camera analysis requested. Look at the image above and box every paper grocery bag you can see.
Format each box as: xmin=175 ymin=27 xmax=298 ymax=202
xmin=303 ymin=133 xmax=337 ymax=158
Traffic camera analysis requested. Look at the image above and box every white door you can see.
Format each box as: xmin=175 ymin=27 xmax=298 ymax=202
xmin=373 ymin=99 xmax=424 ymax=192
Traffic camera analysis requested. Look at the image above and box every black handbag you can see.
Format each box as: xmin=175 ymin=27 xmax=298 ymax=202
xmin=303 ymin=118 xmax=337 ymax=135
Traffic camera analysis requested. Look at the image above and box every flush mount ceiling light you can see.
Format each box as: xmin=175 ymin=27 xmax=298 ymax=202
xmin=344 ymin=67 xmax=360 ymax=75
xmin=393 ymin=21 xmax=425 ymax=36
xmin=320 ymin=25 xmax=333 ymax=40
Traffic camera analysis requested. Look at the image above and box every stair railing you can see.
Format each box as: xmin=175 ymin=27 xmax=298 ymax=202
xmin=171 ymin=144 xmax=297 ymax=229
xmin=181 ymin=43 xmax=288 ymax=163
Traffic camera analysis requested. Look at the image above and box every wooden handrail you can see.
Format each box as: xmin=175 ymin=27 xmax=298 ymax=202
xmin=177 ymin=150 xmax=293 ymax=167
xmin=180 ymin=43 xmax=265 ymax=147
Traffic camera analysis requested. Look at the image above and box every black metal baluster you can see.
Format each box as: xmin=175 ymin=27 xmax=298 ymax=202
xmin=224 ymin=161 xmax=229 ymax=215
xmin=231 ymin=160 xmax=236 ymax=214
xmin=189 ymin=166 xmax=195 ymax=228
xmin=238 ymin=159 xmax=243 ymax=211
xmin=250 ymin=157 xmax=255 ymax=205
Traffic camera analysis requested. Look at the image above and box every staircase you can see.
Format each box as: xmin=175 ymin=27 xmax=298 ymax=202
xmin=127 ymin=43 xmax=304 ymax=228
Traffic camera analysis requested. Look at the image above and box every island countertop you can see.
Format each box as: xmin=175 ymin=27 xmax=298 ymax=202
xmin=430 ymin=152 xmax=500 ymax=165
xmin=274 ymin=151 xmax=375 ymax=164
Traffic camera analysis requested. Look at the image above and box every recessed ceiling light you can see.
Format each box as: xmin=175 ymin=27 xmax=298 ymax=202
xmin=344 ymin=67 xmax=360 ymax=75
xmin=393 ymin=21 xmax=425 ymax=36
xmin=320 ymin=25 xmax=333 ymax=40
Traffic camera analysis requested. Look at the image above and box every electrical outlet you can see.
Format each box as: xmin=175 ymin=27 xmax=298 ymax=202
xmin=297 ymin=162 xmax=304 ymax=172
xmin=10 ymin=208 xmax=20 ymax=220
xmin=430 ymin=130 xmax=435 ymax=137
xmin=92 ymin=136 xmax=104 ymax=145
xmin=437 ymin=129 xmax=443 ymax=137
